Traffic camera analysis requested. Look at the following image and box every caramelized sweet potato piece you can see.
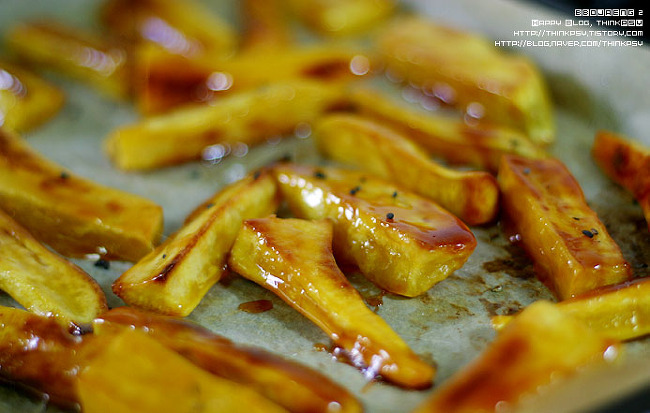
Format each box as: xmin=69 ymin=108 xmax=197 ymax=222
xmin=0 ymin=306 xmax=96 ymax=408
xmin=241 ymin=0 xmax=293 ymax=53
xmin=348 ymin=88 xmax=547 ymax=173
xmin=376 ymin=17 xmax=555 ymax=145
xmin=273 ymin=164 xmax=476 ymax=296
xmin=493 ymin=278 xmax=650 ymax=342
xmin=113 ymin=170 xmax=279 ymax=316
xmin=6 ymin=21 xmax=129 ymax=100
xmin=592 ymin=130 xmax=650 ymax=230
xmin=106 ymin=80 xmax=345 ymax=170
xmin=229 ymin=217 xmax=435 ymax=389
xmin=287 ymin=0 xmax=395 ymax=36
xmin=413 ymin=301 xmax=621 ymax=413
xmin=0 ymin=209 xmax=106 ymax=324
xmin=0 ymin=61 xmax=64 ymax=132
xmin=77 ymin=329 xmax=287 ymax=413
xmin=101 ymin=0 xmax=236 ymax=59
xmin=314 ymin=113 xmax=499 ymax=225
xmin=134 ymin=44 xmax=370 ymax=114
xmin=96 ymin=307 xmax=362 ymax=413
xmin=0 ymin=129 xmax=163 ymax=261
xmin=498 ymin=155 xmax=632 ymax=299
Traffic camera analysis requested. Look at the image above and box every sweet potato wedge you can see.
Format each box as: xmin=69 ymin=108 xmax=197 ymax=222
xmin=0 ymin=129 xmax=163 ymax=261
xmin=6 ymin=21 xmax=129 ymax=100
xmin=348 ymin=88 xmax=547 ymax=173
xmin=229 ymin=217 xmax=435 ymax=389
xmin=106 ymin=80 xmax=345 ymax=170
xmin=376 ymin=17 xmax=555 ymax=145
xmin=134 ymin=44 xmax=370 ymax=114
xmin=493 ymin=278 xmax=650 ymax=342
xmin=592 ymin=130 xmax=650 ymax=230
xmin=498 ymin=155 xmax=632 ymax=299
xmin=101 ymin=0 xmax=236 ymax=59
xmin=113 ymin=170 xmax=279 ymax=316
xmin=314 ymin=113 xmax=499 ymax=225
xmin=77 ymin=329 xmax=287 ymax=413
xmin=0 ymin=209 xmax=107 ymax=325
xmin=95 ymin=307 xmax=362 ymax=413
xmin=413 ymin=301 xmax=620 ymax=413
xmin=287 ymin=0 xmax=395 ymax=36
xmin=273 ymin=164 xmax=476 ymax=296
xmin=0 ymin=61 xmax=64 ymax=132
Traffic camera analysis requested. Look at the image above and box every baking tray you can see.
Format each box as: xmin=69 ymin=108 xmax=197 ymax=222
xmin=0 ymin=0 xmax=649 ymax=412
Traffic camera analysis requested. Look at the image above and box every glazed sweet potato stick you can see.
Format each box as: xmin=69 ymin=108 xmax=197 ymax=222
xmin=6 ymin=21 xmax=129 ymax=100
xmin=229 ymin=217 xmax=435 ymax=389
xmin=0 ymin=210 xmax=107 ymax=325
xmin=96 ymin=307 xmax=363 ymax=413
xmin=113 ymin=170 xmax=279 ymax=316
xmin=348 ymin=88 xmax=547 ymax=173
xmin=493 ymin=278 xmax=650 ymax=342
xmin=0 ymin=128 xmax=163 ymax=261
xmin=376 ymin=17 xmax=555 ymax=145
xmin=0 ymin=60 xmax=64 ymax=132
xmin=314 ymin=113 xmax=499 ymax=225
xmin=273 ymin=164 xmax=476 ymax=297
xmin=498 ymin=155 xmax=631 ymax=299
xmin=592 ymin=130 xmax=650 ymax=230
xmin=105 ymin=80 xmax=345 ymax=170
xmin=413 ymin=301 xmax=620 ymax=413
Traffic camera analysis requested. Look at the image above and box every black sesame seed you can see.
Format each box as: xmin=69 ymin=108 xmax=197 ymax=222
xmin=253 ymin=170 xmax=261 ymax=179
xmin=349 ymin=186 xmax=361 ymax=195
xmin=162 ymin=254 xmax=167 ymax=259
xmin=94 ymin=259 xmax=110 ymax=270
xmin=392 ymin=191 xmax=398 ymax=198
xmin=523 ymin=167 xmax=531 ymax=175
xmin=572 ymin=217 xmax=581 ymax=221
xmin=314 ymin=171 xmax=326 ymax=179
xmin=206 ymin=202 xmax=214 ymax=209
xmin=386 ymin=212 xmax=395 ymax=220
xmin=582 ymin=229 xmax=594 ymax=238
xmin=60 ymin=171 xmax=70 ymax=180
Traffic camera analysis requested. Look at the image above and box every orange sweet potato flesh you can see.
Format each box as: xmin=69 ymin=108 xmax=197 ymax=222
xmin=592 ymin=130 xmax=650 ymax=230
xmin=229 ymin=217 xmax=435 ymax=389
xmin=413 ymin=301 xmax=620 ymax=413
xmin=498 ymin=155 xmax=632 ymax=300
xmin=96 ymin=307 xmax=362 ymax=413
xmin=0 ymin=128 xmax=163 ymax=261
